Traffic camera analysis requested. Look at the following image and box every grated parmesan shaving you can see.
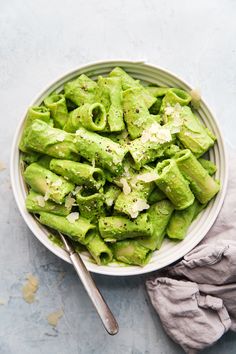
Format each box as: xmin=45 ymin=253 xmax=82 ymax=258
xmin=130 ymin=199 xmax=150 ymax=218
xmin=164 ymin=103 xmax=183 ymax=133
xmin=72 ymin=186 xmax=83 ymax=196
xmin=36 ymin=195 xmax=46 ymax=207
xmin=134 ymin=116 xmax=145 ymax=127
xmin=164 ymin=105 xmax=175 ymax=116
xmin=65 ymin=194 xmax=76 ymax=209
xmin=106 ymin=197 xmax=114 ymax=207
xmin=66 ymin=212 xmax=79 ymax=223
xmin=137 ymin=171 xmax=159 ymax=183
xmin=52 ymin=179 xmax=62 ymax=187
xmin=91 ymin=158 xmax=95 ymax=168
xmin=123 ymin=164 xmax=131 ymax=177
xmin=44 ymin=190 xmax=50 ymax=201
xmin=119 ymin=177 xmax=131 ymax=195
xmin=56 ymin=134 xmax=65 ymax=142
xmin=113 ymin=155 xmax=122 ymax=165
xmin=141 ymin=123 xmax=172 ymax=144
xmin=184 ymin=131 xmax=192 ymax=136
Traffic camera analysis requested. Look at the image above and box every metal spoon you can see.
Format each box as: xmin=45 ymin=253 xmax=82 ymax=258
xmin=58 ymin=232 xmax=119 ymax=335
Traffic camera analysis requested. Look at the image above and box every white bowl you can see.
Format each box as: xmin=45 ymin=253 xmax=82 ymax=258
xmin=10 ymin=60 xmax=228 ymax=276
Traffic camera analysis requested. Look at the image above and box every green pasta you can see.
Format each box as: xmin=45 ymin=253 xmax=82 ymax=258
xmin=128 ymin=126 xmax=173 ymax=169
xmin=96 ymin=76 xmax=125 ymax=132
xmin=146 ymin=86 xmax=169 ymax=97
xmin=64 ymin=74 xmax=97 ymax=106
xmin=26 ymin=190 xmax=72 ymax=216
xmin=37 ymin=155 xmax=52 ymax=169
xmin=98 ymin=213 xmax=152 ymax=242
xmin=24 ymin=163 xmax=74 ymax=204
xmin=20 ymin=66 xmax=220 ymax=268
xmin=123 ymin=88 xmax=157 ymax=139
xmin=166 ymin=200 xmax=198 ymax=240
xmin=21 ymin=151 xmax=41 ymax=164
xmin=148 ymin=187 xmax=166 ymax=204
xmin=177 ymin=106 xmax=215 ymax=157
xmin=24 ymin=119 xmax=79 ymax=160
xmin=86 ymin=230 xmax=113 ymax=265
xmin=74 ymin=127 xmax=127 ymax=175
xmin=104 ymin=184 xmax=121 ymax=209
xmin=50 ymin=159 xmax=105 ymax=190
xmin=114 ymin=169 xmax=155 ymax=218
xmin=139 ymin=200 xmax=174 ymax=250
xmin=19 ymin=106 xmax=51 ymax=152
xmin=174 ymin=149 xmax=220 ymax=204
xmin=155 ymin=159 xmax=195 ymax=210
xmin=111 ymin=240 xmax=152 ymax=266
xmin=160 ymin=88 xmax=192 ymax=112
xmin=198 ymin=158 xmax=217 ymax=176
xmin=76 ymin=188 xmax=105 ymax=221
xmin=109 ymin=67 xmax=156 ymax=108
xmin=39 ymin=212 xmax=95 ymax=245
xmin=63 ymin=103 xmax=106 ymax=132
xmin=44 ymin=94 xmax=68 ymax=128
xmin=149 ymin=98 xmax=163 ymax=115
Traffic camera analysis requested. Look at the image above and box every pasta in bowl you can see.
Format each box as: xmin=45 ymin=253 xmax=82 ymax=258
xmin=10 ymin=61 xmax=228 ymax=276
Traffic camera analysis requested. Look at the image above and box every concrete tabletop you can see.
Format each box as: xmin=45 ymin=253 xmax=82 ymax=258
xmin=1 ymin=0 xmax=236 ymax=353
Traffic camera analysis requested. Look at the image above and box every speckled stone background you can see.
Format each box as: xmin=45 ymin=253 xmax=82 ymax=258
xmin=1 ymin=0 xmax=236 ymax=353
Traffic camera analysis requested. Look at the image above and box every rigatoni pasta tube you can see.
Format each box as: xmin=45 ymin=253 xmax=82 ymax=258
xmin=114 ymin=169 xmax=155 ymax=218
xmin=146 ymin=86 xmax=169 ymax=98
xmin=39 ymin=212 xmax=95 ymax=245
xmin=109 ymin=67 xmax=156 ymax=108
xmin=155 ymin=159 xmax=195 ymax=210
xmin=148 ymin=187 xmax=166 ymax=204
xmin=76 ymin=188 xmax=105 ymax=221
xmin=111 ymin=240 xmax=152 ymax=266
xmin=24 ymin=120 xmax=79 ymax=160
xmin=160 ymin=88 xmax=192 ymax=112
xmin=63 ymin=103 xmax=106 ymax=132
xmin=24 ymin=163 xmax=74 ymax=204
xmin=128 ymin=128 xmax=172 ymax=169
xmin=64 ymin=74 xmax=97 ymax=106
xmin=177 ymin=106 xmax=215 ymax=157
xmin=96 ymin=76 xmax=125 ymax=132
xmin=123 ymin=88 xmax=157 ymax=139
xmin=86 ymin=230 xmax=113 ymax=265
xmin=104 ymin=184 xmax=121 ymax=208
xmin=174 ymin=149 xmax=220 ymax=204
xmin=19 ymin=106 xmax=51 ymax=152
xmin=26 ymin=190 xmax=72 ymax=216
xmin=167 ymin=200 xmax=198 ymax=240
xmin=50 ymin=159 xmax=105 ymax=190
xmin=198 ymin=158 xmax=217 ymax=176
xmin=139 ymin=200 xmax=174 ymax=250
xmin=44 ymin=94 xmax=68 ymax=128
xmin=74 ymin=127 xmax=127 ymax=175
xmin=98 ymin=213 xmax=152 ymax=242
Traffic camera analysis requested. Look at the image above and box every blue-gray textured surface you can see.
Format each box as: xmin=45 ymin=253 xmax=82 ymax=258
xmin=0 ymin=0 xmax=236 ymax=353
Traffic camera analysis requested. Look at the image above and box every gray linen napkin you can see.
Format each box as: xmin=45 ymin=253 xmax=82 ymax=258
xmin=146 ymin=148 xmax=236 ymax=353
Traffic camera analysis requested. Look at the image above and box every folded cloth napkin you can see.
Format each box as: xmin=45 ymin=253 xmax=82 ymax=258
xmin=146 ymin=148 xmax=236 ymax=354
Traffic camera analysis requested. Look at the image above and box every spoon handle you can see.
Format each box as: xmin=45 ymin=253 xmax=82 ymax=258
xmin=69 ymin=251 xmax=119 ymax=335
